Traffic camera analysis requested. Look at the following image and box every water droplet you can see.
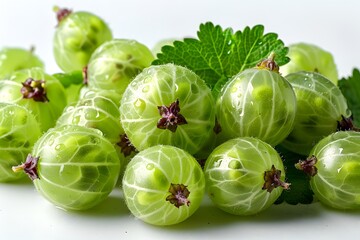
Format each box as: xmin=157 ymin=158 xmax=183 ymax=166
xmin=231 ymin=86 xmax=238 ymax=93
xmin=143 ymin=77 xmax=152 ymax=83
xmin=90 ymin=136 xmax=100 ymax=144
xmin=72 ymin=115 xmax=81 ymax=124
xmin=55 ymin=144 xmax=65 ymax=151
xmin=83 ymin=100 xmax=92 ymax=106
xmin=142 ymin=85 xmax=149 ymax=93
xmin=47 ymin=135 xmax=55 ymax=146
xmin=146 ymin=163 xmax=154 ymax=170
xmin=85 ymin=109 xmax=99 ymax=120
xmin=134 ymin=98 xmax=146 ymax=113
xmin=8 ymin=110 xmax=14 ymax=115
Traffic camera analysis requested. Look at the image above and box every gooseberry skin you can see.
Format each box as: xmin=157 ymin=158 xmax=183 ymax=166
xmin=120 ymin=64 xmax=216 ymax=155
xmin=281 ymin=71 xmax=350 ymax=155
xmin=31 ymin=125 xmax=120 ymax=211
xmin=280 ymin=43 xmax=338 ymax=85
xmin=56 ymin=89 xmax=123 ymax=145
xmin=122 ymin=145 xmax=205 ymax=226
xmin=307 ymin=131 xmax=360 ymax=210
xmin=0 ymin=68 xmax=68 ymax=132
xmin=204 ymin=137 xmax=286 ymax=216
xmin=216 ymin=68 xmax=297 ymax=146
xmin=0 ymin=103 xmax=41 ymax=182
xmin=87 ymin=39 xmax=155 ymax=95
xmin=0 ymin=47 xmax=44 ymax=79
xmin=53 ymin=10 xmax=113 ymax=72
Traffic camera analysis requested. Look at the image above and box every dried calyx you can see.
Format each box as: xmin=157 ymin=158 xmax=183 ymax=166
xmin=256 ymin=52 xmax=279 ymax=73
xmin=157 ymin=99 xmax=187 ymax=132
xmin=12 ymin=154 xmax=40 ymax=180
xmin=166 ymin=183 xmax=190 ymax=208
xmin=295 ymin=155 xmax=318 ymax=177
xmin=21 ymin=78 xmax=49 ymax=102
xmin=262 ymin=165 xmax=290 ymax=193
xmin=337 ymin=115 xmax=360 ymax=131
xmin=117 ymin=134 xmax=137 ymax=157
xmin=53 ymin=6 xmax=72 ymax=24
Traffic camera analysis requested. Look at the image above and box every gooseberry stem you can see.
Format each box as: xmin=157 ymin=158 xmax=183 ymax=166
xmin=256 ymin=52 xmax=280 ymax=73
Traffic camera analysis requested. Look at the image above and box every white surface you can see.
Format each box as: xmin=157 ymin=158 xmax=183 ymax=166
xmin=1 ymin=0 xmax=360 ymax=239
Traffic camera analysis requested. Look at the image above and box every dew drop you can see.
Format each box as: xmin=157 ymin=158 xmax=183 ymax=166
xmin=85 ymin=109 xmax=99 ymax=120
xmin=47 ymin=136 xmax=55 ymax=146
xmin=8 ymin=110 xmax=14 ymax=115
xmin=144 ymin=77 xmax=152 ymax=83
xmin=90 ymin=136 xmax=100 ymax=144
xmin=134 ymin=98 xmax=146 ymax=113
xmin=72 ymin=115 xmax=81 ymax=124
xmin=146 ymin=163 xmax=154 ymax=170
xmin=142 ymin=85 xmax=149 ymax=93
xmin=55 ymin=144 xmax=65 ymax=151
xmin=131 ymin=81 xmax=138 ymax=87
xmin=231 ymin=86 xmax=238 ymax=93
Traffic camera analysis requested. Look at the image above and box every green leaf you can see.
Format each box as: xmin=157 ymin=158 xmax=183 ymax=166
xmin=52 ymin=70 xmax=83 ymax=88
xmin=275 ymin=145 xmax=314 ymax=205
xmin=52 ymin=70 xmax=84 ymax=105
xmin=338 ymin=68 xmax=360 ymax=126
xmin=153 ymin=22 xmax=289 ymax=96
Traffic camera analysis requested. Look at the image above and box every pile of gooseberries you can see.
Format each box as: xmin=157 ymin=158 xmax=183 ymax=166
xmin=1 ymin=6 xmax=359 ymax=227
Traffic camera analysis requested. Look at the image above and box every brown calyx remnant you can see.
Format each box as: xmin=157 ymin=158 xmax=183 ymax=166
xmin=157 ymin=99 xmax=187 ymax=132
xmin=166 ymin=183 xmax=190 ymax=208
xmin=255 ymin=52 xmax=280 ymax=73
xmin=337 ymin=115 xmax=360 ymax=132
xmin=53 ymin=6 xmax=72 ymax=24
xmin=295 ymin=155 xmax=318 ymax=177
xmin=262 ymin=165 xmax=291 ymax=193
xmin=117 ymin=134 xmax=137 ymax=157
xmin=21 ymin=78 xmax=49 ymax=102
xmin=12 ymin=154 xmax=40 ymax=181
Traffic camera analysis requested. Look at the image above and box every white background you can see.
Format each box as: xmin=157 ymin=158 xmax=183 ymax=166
xmin=1 ymin=1 xmax=360 ymax=239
